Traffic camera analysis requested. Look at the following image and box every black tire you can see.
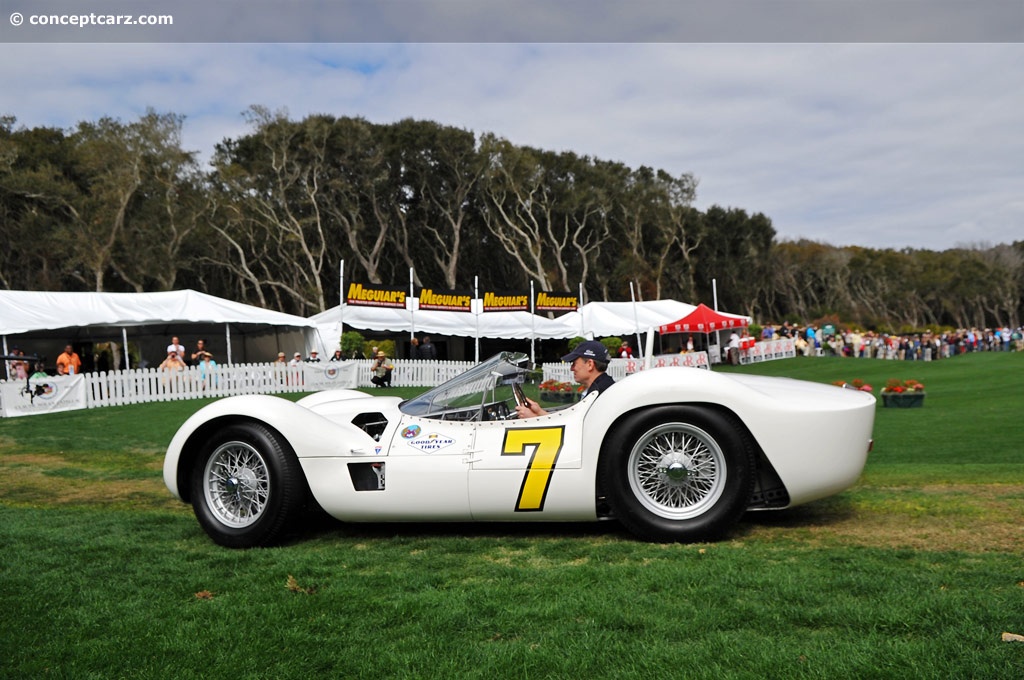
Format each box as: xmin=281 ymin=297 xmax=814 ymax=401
xmin=600 ymin=406 xmax=755 ymax=542
xmin=190 ymin=422 xmax=306 ymax=548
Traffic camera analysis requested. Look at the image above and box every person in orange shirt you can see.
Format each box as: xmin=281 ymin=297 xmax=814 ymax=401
xmin=56 ymin=344 xmax=82 ymax=375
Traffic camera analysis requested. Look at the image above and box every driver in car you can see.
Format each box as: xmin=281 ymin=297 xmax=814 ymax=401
xmin=516 ymin=341 xmax=615 ymax=418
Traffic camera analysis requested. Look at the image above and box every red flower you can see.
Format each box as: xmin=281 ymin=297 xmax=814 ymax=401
xmin=882 ymin=379 xmax=924 ymax=394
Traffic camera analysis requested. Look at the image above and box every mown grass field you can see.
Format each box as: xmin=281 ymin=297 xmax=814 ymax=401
xmin=1 ymin=352 xmax=1022 ymax=678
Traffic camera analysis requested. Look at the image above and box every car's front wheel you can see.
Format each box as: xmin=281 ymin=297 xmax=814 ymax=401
xmin=600 ymin=406 xmax=754 ymax=542
xmin=190 ymin=422 xmax=305 ymax=548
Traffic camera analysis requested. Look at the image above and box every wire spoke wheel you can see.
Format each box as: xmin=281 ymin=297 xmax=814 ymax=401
xmin=601 ymin=406 xmax=754 ymax=542
xmin=627 ymin=422 xmax=726 ymax=520
xmin=203 ymin=440 xmax=271 ymax=528
xmin=190 ymin=422 xmax=305 ymax=548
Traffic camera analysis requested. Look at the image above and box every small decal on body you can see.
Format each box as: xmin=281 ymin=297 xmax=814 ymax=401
xmin=401 ymin=424 xmax=421 ymax=439
xmin=407 ymin=432 xmax=456 ymax=453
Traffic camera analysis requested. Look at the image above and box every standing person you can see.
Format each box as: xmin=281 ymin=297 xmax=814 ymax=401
xmin=409 ymin=337 xmax=421 ymax=360
xmin=166 ymin=336 xmax=186 ymax=361
xmin=189 ymin=339 xmax=208 ymax=366
xmin=198 ymin=351 xmax=218 ymax=390
xmin=618 ymin=341 xmax=634 ymax=359
xmin=306 ymin=350 xmax=321 ymax=362
xmin=159 ymin=350 xmax=186 ymax=372
xmin=56 ymin=345 xmax=83 ymax=375
xmin=289 ymin=352 xmax=303 ymax=367
xmin=8 ymin=347 xmax=28 ymax=380
xmin=370 ymin=351 xmax=394 ymax=387
xmin=517 ymin=341 xmax=614 ymax=419
xmin=30 ymin=361 xmax=48 ymax=379
xmin=329 ymin=349 xmax=345 ymax=362
xmin=419 ymin=336 xmax=438 ymax=361
xmin=727 ymin=331 xmax=741 ymax=365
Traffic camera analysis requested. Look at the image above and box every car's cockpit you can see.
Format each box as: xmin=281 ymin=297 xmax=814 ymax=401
xmin=398 ymin=352 xmax=534 ymax=422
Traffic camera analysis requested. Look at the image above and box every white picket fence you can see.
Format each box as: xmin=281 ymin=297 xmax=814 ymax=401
xmin=2 ymin=347 xmax=795 ymax=417
xmin=79 ymin=359 xmax=476 ymax=409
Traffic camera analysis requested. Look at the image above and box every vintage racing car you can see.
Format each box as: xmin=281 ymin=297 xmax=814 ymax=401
xmin=164 ymin=352 xmax=875 ymax=547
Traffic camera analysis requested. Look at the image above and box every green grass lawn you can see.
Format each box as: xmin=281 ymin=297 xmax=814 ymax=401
xmin=1 ymin=352 xmax=1022 ymax=678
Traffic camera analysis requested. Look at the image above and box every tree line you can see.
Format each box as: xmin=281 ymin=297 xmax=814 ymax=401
xmin=1 ymin=108 xmax=1021 ymax=331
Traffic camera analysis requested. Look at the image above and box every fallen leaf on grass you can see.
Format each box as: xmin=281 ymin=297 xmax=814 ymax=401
xmin=1002 ymin=632 xmax=1024 ymax=643
xmin=194 ymin=590 xmax=215 ymax=600
xmin=286 ymin=574 xmax=317 ymax=595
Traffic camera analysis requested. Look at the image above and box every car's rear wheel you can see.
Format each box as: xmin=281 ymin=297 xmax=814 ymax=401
xmin=600 ymin=406 xmax=754 ymax=542
xmin=190 ymin=422 xmax=305 ymax=548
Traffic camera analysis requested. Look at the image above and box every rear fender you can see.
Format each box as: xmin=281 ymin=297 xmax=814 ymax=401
xmin=164 ymin=395 xmax=376 ymax=502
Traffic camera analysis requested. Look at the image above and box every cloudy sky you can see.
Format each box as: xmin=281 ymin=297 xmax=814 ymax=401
xmin=2 ymin=3 xmax=1022 ymax=251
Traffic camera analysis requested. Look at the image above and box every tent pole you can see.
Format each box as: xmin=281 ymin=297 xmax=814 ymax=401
xmin=629 ymin=281 xmax=643 ymax=357
xmin=529 ymin=281 xmax=535 ymax=364
xmin=121 ymin=327 xmax=130 ymax=369
xmin=578 ymin=282 xmax=585 ymax=338
xmin=474 ymin=276 xmax=480 ymax=364
xmin=409 ymin=267 xmax=416 ymax=346
xmin=225 ymin=324 xmax=233 ymax=365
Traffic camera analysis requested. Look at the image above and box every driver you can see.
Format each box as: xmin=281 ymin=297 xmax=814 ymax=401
xmin=516 ymin=341 xmax=615 ymax=418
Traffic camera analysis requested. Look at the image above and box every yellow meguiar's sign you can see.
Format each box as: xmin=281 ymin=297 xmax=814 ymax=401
xmin=482 ymin=291 xmax=530 ymax=312
xmin=347 ymin=283 xmax=407 ymax=308
xmin=418 ymin=288 xmax=472 ymax=312
xmin=535 ymin=292 xmax=578 ymax=312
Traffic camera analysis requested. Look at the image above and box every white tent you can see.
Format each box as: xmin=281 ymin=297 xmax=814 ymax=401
xmin=0 ymin=289 xmax=321 ymax=370
xmin=310 ymin=304 xmax=578 ymax=341
xmin=309 ymin=299 xmax=751 ymax=359
xmin=559 ymin=300 xmax=703 ymax=338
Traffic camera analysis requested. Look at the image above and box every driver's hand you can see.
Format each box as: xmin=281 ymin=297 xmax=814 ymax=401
xmin=515 ymin=397 xmax=548 ymax=419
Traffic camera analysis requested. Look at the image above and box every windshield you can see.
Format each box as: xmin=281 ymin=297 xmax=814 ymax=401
xmin=399 ymin=352 xmax=529 ymax=420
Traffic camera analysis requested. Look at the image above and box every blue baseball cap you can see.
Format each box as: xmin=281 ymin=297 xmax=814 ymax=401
xmin=562 ymin=341 xmax=610 ymax=363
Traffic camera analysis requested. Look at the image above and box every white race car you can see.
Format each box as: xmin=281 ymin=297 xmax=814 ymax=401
xmin=164 ymin=352 xmax=875 ymax=547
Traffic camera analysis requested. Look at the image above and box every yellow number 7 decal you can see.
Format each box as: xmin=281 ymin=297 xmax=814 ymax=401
xmin=502 ymin=426 xmax=565 ymax=512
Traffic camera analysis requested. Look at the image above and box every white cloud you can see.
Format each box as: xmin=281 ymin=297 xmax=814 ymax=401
xmin=2 ymin=41 xmax=1022 ymax=250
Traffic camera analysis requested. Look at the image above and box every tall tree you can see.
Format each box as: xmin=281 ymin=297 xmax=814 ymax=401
xmin=381 ymin=119 xmax=486 ymax=289
xmin=478 ymin=135 xmax=613 ymax=294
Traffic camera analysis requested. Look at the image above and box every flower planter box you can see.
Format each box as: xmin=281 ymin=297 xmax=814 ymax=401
xmin=540 ymin=391 xmax=577 ymax=403
xmin=882 ymin=392 xmax=926 ymax=408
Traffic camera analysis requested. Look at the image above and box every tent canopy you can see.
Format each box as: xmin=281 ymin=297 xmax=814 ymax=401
xmin=658 ymin=303 xmax=751 ymax=335
xmin=313 ymin=299 xmax=753 ymax=346
xmin=311 ymin=304 xmax=579 ymax=342
xmin=0 ymin=290 xmax=320 ymax=368
xmin=0 ymin=289 xmax=317 ymax=335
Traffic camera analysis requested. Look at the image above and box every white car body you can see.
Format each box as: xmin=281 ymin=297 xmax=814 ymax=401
xmin=164 ymin=352 xmax=875 ymax=546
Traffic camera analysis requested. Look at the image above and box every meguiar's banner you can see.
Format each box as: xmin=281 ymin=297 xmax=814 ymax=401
xmin=347 ymin=283 xmax=407 ymax=309
xmin=534 ymin=291 xmax=578 ymax=312
xmin=481 ymin=290 xmax=530 ymax=312
xmin=417 ymin=288 xmax=472 ymax=312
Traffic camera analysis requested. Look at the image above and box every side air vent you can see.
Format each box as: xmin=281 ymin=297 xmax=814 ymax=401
xmin=348 ymin=462 xmax=385 ymax=491
xmin=351 ymin=412 xmax=388 ymax=441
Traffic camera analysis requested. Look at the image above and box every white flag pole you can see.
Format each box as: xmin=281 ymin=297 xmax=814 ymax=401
xmin=474 ymin=275 xmax=480 ymax=363
xmin=529 ymin=281 xmax=536 ymax=364
xmin=578 ymin=282 xmax=586 ymax=338
xmin=629 ymin=281 xmax=643 ymax=356
xmin=339 ymin=259 xmax=345 ymax=342
xmin=409 ymin=267 xmax=416 ymax=343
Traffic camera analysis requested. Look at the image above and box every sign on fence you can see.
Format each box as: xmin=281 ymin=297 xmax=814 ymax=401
xmin=0 ymin=374 xmax=88 ymax=418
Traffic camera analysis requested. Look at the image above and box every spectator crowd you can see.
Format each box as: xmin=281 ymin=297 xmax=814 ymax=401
xmin=760 ymin=322 xmax=1024 ymax=360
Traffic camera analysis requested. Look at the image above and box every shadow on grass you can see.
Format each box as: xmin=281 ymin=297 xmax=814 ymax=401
xmin=283 ymin=511 xmax=633 ymax=546
xmin=732 ymin=495 xmax=859 ymax=539
xmin=266 ymin=497 xmax=860 ymax=548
